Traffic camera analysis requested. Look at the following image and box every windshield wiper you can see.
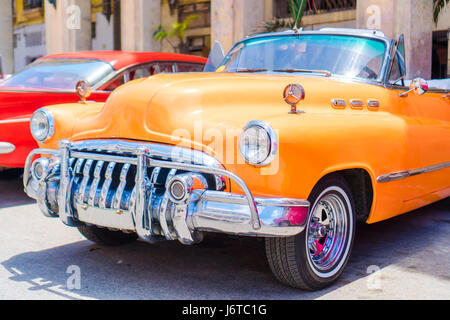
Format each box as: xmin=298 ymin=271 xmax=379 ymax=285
xmin=233 ymin=68 xmax=268 ymax=73
xmin=272 ymin=69 xmax=332 ymax=77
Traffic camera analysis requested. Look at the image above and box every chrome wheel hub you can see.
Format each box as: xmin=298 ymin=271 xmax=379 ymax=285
xmin=306 ymin=190 xmax=349 ymax=276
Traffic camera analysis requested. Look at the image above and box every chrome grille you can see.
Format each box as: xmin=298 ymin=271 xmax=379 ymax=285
xmin=69 ymin=157 xmax=186 ymax=211
xmin=68 ymin=150 xmax=223 ymax=212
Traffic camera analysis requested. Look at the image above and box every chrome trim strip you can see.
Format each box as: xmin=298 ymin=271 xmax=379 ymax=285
xmin=79 ymin=159 xmax=93 ymax=204
xmin=69 ymin=140 xmax=222 ymax=168
xmin=377 ymin=161 xmax=450 ymax=183
xmin=200 ymin=191 xmax=310 ymax=207
xmin=367 ymin=100 xmax=380 ymax=108
xmin=88 ymin=161 xmax=104 ymax=206
xmin=74 ymin=158 xmax=85 ymax=175
xmin=58 ymin=140 xmax=74 ymax=225
xmin=159 ymin=193 xmax=173 ymax=240
xmin=331 ymin=99 xmax=346 ymax=108
xmin=99 ymin=162 xmax=115 ymax=208
xmin=350 ymin=99 xmax=364 ymax=109
xmin=70 ymin=151 xmax=138 ymax=165
xmin=0 ymin=118 xmax=31 ymax=124
xmin=135 ymin=147 xmax=152 ymax=240
xmin=113 ymin=163 xmax=130 ymax=209
xmin=0 ymin=142 xmax=16 ymax=155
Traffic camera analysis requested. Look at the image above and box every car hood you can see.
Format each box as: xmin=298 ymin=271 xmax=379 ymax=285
xmin=70 ymin=72 xmax=380 ymax=148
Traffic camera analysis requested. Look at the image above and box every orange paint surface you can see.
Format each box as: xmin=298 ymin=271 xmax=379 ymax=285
xmin=38 ymin=72 xmax=450 ymax=223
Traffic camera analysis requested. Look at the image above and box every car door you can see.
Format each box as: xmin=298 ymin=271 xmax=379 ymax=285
xmin=386 ymin=37 xmax=450 ymax=204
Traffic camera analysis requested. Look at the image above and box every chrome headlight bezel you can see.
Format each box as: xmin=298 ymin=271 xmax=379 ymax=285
xmin=30 ymin=108 xmax=55 ymax=143
xmin=239 ymin=120 xmax=278 ymax=167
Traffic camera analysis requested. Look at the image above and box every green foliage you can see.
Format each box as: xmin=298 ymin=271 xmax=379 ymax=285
xmin=153 ymin=14 xmax=199 ymax=53
xmin=288 ymin=0 xmax=307 ymax=28
xmin=263 ymin=0 xmax=307 ymax=33
xmin=263 ymin=19 xmax=292 ymax=33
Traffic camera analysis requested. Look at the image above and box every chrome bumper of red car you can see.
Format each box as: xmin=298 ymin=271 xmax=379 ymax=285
xmin=23 ymin=140 xmax=309 ymax=244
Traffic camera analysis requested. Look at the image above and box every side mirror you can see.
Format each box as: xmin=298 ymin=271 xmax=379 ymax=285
xmin=399 ymin=78 xmax=428 ymax=97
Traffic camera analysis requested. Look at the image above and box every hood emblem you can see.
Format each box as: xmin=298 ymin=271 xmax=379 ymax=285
xmin=283 ymin=83 xmax=305 ymax=114
xmin=76 ymin=80 xmax=92 ymax=103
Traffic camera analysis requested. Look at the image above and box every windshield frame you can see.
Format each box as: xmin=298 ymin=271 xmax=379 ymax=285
xmin=0 ymin=58 xmax=116 ymax=91
xmin=221 ymin=30 xmax=393 ymax=85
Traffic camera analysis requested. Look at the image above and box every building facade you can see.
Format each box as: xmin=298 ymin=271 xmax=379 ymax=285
xmin=0 ymin=0 xmax=449 ymax=78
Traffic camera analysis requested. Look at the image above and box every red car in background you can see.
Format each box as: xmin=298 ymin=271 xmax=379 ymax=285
xmin=0 ymin=51 xmax=206 ymax=169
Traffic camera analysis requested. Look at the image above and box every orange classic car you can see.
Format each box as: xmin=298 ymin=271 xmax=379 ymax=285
xmin=23 ymin=28 xmax=449 ymax=290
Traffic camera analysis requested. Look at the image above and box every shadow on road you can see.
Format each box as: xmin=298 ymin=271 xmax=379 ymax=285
xmin=0 ymin=171 xmax=34 ymax=209
xmin=1 ymin=197 xmax=449 ymax=300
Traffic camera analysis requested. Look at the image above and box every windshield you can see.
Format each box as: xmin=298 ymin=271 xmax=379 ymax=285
xmin=221 ymin=34 xmax=387 ymax=80
xmin=0 ymin=59 xmax=115 ymax=90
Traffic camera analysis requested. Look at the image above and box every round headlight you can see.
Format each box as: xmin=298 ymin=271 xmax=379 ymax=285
xmin=239 ymin=121 xmax=278 ymax=166
xmin=30 ymin=108 xmax=54 ymax=143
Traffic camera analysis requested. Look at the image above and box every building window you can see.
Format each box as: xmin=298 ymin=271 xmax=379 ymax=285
xmin=273 ymin=0 xmax=356 ymax=19
xmin=23 ymin=0 xmax=43 ymax=11
xmin=178 ymin=2 xmax=210 ymax=28
xmin=186 ymin=35 xmax=211 ymax=56
xmin=432 ymin=30 xmax=449 ymax=79
xmin=25 ymin=32 xmax=43 ymax=47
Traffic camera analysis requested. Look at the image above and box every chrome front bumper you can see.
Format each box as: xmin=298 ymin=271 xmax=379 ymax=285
xmin=23 ymin=140 xmax=309 ymax=244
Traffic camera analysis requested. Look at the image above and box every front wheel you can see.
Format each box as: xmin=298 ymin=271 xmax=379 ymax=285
xmin=265 ymin=174 xmax=355 ymax=290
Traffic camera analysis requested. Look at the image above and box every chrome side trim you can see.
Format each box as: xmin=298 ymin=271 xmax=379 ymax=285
xmin=331 ymin=99 xmax=346 ymax=108
xmin=350 ymin=99 xmax=364 ymax=109
xmin=0 ymin=118 xmax=31 ymax=125
xmin=0 ymin=142 xmax=15 ymax=155
xmin=367 ymin=100 xmax=380 ymax=109
xmin=377 ymin=161 xmax=450 ymax=183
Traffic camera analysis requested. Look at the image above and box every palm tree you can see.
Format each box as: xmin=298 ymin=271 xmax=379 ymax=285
xmin=264 ymin=0 xmax=307 ymax=32
xmin=153 ymin=15 xmax=199 ymax=54
xmin=288 ymin=0 xmax=307 ymax=28
xmin=433 ymin=0 xmax=450 ymax=23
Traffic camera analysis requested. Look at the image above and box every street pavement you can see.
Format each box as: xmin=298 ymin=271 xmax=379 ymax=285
xmin=0 ymin=172 xmax=449 ymax=300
